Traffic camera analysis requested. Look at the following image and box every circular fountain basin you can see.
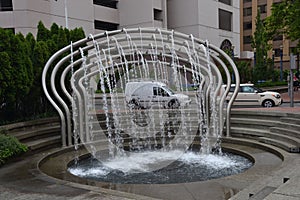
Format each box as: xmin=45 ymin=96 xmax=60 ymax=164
xmin=68 ymin=150 xmax=253 ymax=184
xmin=38 ymin=141 xmax=283 ymax=200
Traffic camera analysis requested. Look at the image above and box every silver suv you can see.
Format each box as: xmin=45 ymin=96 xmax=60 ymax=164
xmin=223 ymin=84 xmax=282 ymax=107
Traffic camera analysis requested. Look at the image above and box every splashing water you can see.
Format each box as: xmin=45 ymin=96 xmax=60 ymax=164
xmin=68 ymin=150 xmax=253 ymax=184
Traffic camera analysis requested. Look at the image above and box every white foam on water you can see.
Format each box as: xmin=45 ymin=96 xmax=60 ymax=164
xmin=179 ymin=151 xmax=246 ymax=170
xmin=102 ymin=149 xmax=185 ymax=173
xmin=69 ymin=150 xmax=251 ymax=177
xmin=69 ymin=166 xmax=110 ymax=177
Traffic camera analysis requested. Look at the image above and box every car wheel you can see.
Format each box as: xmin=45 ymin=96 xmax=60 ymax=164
xmin=128 ymin=99 xmax=140 ymax=109
xmin=168 ymin=99 xmax=180 ymax=109
xmin=262 ymin=99 xmax=274 ymax=107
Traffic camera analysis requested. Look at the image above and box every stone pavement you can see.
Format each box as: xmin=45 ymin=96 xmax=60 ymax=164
xmin=281 ymin=90 xmax=300 ymax=104
xmin=1 ymin=90 xmax=300 ymax=200
xmin=0 ymin=152 xmax=151 ymax=200
xmin=270 ymin=90 xmax=300 ymax=112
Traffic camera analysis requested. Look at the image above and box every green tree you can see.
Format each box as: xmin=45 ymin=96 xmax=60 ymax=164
xmin=25 ymin=33 xmax=36 ymax=60
xmin=69 ymin=27 xmax=85 ymax=42
xmin=0 ymin=29 xmax=13 ymax=108
xmin=0 ymin=22 xmax=85 ymax=123
xmin=236 ymin=61 xmax=252 ymax=83
xmin=24 ymin=41 xmax=50 ymax=116
xmin=265 ymin=0 xmax=300 ymax=77
xmin=0 ymin=29 xmax=34 ymax=120
xmin=251 ymin=10 xmax=271 ymax=83
xmin=266 ymin=0 xmax=300 ymax=47
xmin=0 ymin=52 xmax=13 ymax=107
xmin=37 ymin=21 xmax=51 ymax=42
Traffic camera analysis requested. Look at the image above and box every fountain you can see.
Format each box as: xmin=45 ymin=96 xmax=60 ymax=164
xmin=41 ymin=28 xmax=252 ymax=195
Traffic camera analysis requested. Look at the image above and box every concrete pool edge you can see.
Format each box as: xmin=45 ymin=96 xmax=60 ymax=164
xmin=37 ymin=139 xmax=285 ymax=200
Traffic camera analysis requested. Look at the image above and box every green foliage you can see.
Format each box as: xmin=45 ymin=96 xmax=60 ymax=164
xmin=252 ymin=10 xmax=271 ymax=84
xmin=37 ymin=21 xmax=51 ymax=42
xmin=0 ymin=52 xmax=13 ymax=105
xmin=0 ymin=131 xmax=28 ymax=165
xmin=265 ymin=0 xmax=300 ymax=47
xmin=0 ymin=28 xmax=34 ymax=120
xmin=236 ymin=61 xmax=252 ymax=83
xmin=0 ymin=21 xmax=86 ymax=123
xmin=254 ymin=80 xmax=287 ymax=87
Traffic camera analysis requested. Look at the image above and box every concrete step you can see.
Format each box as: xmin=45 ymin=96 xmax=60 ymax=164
xmin=231 ymin=117 xmax=300 ymax=132
xmin=265 ymin=132 xmax=300 ymax=147
xmin=230 ymin=127 xmax=268 ymax=137
xmin=270 ymin=127 xmax=300 ymax=139
xmin=2 ymin=117 xmax=59 ymax=134
xmin=249 ymin=186 xmax=277 ymax=200
xmin=258 ymin=137 xmax=299 ymax=153
xmin=25 ymin=135 xmax=61 ymax=151
xmin=231 ymin=110 xmax=287 ymax=121
xmin=231 ymin=127 xmax=300 ymax=146
xmin=230 ymin=118 xmax=277 ymax=130
xmin=280 ymin=117 xmax=300 ymax=125
xmin=263 ymin=171 xmax=300 ymax=200
xmin=0 ymin=117 xmax=62 ymax=152
xmin=230 ymin=127 xmax=300 ymax=153
xmin=10 ymin=125 xmax=61 ymax=141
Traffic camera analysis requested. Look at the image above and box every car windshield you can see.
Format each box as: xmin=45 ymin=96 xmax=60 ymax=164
xmin=162 ymin=86 xmax=175 ymax=95
xmin=253 ymin=86 xmax=263 ymax=93
xmin=227 ymin=85 xmax=264 ymax=93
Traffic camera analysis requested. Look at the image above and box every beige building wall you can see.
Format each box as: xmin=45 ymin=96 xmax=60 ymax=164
xmin=167 ymin=0 xmax=240 ymax=57
xmin=118 ymin=0 xmax=167 ymax=29
xmin=0 ymin=0 xmax=96 ymax=36
xmin=1 ymin=0 xmax=241 ymax=58
xmin=240 ymin=0 xmax=298 ymax=70
xmin=0 ymin=0 xmax=167 ymax=36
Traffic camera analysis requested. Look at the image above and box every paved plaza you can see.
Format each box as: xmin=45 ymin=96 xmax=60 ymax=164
xmin=0 ymin=90 xmax=300 ymax=200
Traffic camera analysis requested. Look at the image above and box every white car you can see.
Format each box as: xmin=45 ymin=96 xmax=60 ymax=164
xmin=223 ymin=83 xmax=282 ymax=107
xmin=125 ymin=81 xmax=191 ymax=109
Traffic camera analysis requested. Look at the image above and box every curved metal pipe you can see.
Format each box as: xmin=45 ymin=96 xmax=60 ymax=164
xmin=43 ymin=27 xmax=239 ymax=147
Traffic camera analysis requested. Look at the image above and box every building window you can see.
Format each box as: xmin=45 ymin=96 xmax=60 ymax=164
xmin=0 ymin=0 xmax=13 ymax=11
xmin=243 ymin=22 xmax=252 ymax=30
xmin=274 ymin=48 xmax=281 ymax=57
xmin=220 ymin=39 xmax=232 ymax=52
xmin=273 ymin=35 xmax=283 ymax=41
xmin=243 ymin=36 xmax=252 ymax=44
xmin=154 ymin=9 xmax=163 ymax=21
xmin=243 ymin=0 xmax=252 ymax=3
xmin=259 ymin=4 xmax=267 ymax=14
xmin=243 ymin=7 xmax=252 ymax=16
xmin=219 ymin=9 xmax=232 ymax=31
xmin=219 ymin=0 xmax=231 ymax=6
xmin=93 ymin=0 xmax=117 ymax=9
xmin=94 ymin=20 xmax=118 ymax=31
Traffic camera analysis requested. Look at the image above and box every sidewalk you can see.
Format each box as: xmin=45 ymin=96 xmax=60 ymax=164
xmin=281 ymin=89 xmax=300 ymax=103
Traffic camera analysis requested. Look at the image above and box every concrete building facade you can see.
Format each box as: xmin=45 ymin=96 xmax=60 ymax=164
xmin=168 ymin=0 xmax=240 ymax=58
xmin=0 ymin=0 xmax=167 ymax=36
xmin=0 ymin=0 xmax=240 ymax=57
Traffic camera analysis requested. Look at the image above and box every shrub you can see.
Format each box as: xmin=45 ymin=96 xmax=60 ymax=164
xmin=0 ymin=130 xmax=28 ymax=165
xmin=255 ymin=81 xmax=287 ymax=87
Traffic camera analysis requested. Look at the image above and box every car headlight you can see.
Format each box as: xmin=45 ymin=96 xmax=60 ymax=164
xmin=272 ymin=94 xmax=281 ymax=98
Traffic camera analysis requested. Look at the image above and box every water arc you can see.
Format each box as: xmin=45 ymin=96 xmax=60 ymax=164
xmin=42 ymin=28 xmax=241 ymax=174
